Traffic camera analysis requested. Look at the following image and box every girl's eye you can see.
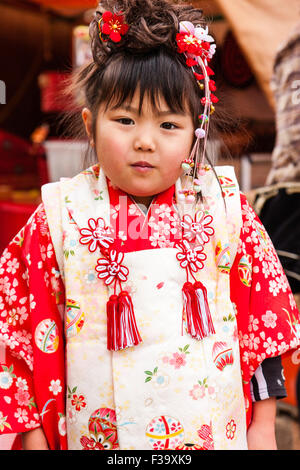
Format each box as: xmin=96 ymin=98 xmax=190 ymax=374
xmin=117 ymin=118 xmax=134 ymax=125
xmin=161 ymin=122 xmax=178 ymax=130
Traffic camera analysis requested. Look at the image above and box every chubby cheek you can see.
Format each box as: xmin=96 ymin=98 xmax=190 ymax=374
xmin=164 ymin=158 xmax=183 ymax=183
xmin=96 ymin=136 xmax=127 ymax=175
xmin=163 ymin=145 xmax=191 ymax=178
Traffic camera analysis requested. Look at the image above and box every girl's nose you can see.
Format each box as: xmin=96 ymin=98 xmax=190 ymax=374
xmin=133 ymin=132 xmax=156 ymax=152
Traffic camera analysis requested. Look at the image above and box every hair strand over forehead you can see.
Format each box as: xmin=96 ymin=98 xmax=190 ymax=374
xmin=90 ymin=48 xmax=201 ymax=120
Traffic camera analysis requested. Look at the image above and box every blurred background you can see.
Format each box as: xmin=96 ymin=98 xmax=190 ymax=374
xmin=0 ymin=0 xmax=300 ymax=450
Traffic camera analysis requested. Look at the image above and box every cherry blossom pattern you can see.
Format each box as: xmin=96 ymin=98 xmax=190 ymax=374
xmin=159 ymin=345 xmax=190 ymax=370
xmin=225 ymin=419 xmax=236 ymax=440
xmin=49 ymin=379 xmax=62 ymax=396
xmin=189 ymin=382 xmax=206 ymax=401
xmin=6 ymin=374 xmax=38 ymax=430
xmin=148 ymin=203 xmax=181 ymax=248
xmin=181 ymin=210 xmax=215 ymax=245
xmin=68 ymin=385 xmax=87 ymax=412
xmin=238 ymin=198 xmax=291 ymax=299
xmin=176 ymin=239 xmax=207 ymax=274
xmin=95 ymin=250 xmax=129 ymax=286
xmin=71 ymin=394 xmax=87 ymax=412
xmin=98 ymin=11 xmax=129 ymax=43
xmin=189 ymin=377 xmax=217 ymax=401
xmin=79 ymin=217 xmax=114 ymax=253
xmin=58 ymin=413 xmax=67 ymax=437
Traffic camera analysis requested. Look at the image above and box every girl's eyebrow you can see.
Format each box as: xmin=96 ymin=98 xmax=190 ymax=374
xmin=116 ymin=104 xmax=186 ymax=117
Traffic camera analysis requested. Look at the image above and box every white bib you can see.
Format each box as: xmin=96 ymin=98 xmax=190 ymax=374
xmin=42 ymin=165 xmax=247 ymax=450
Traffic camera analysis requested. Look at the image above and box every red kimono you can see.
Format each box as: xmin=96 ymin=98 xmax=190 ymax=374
xmin=0 ymin=186 xmax=299 ymax=449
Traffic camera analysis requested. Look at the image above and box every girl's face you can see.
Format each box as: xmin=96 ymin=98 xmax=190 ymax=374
xmin=83 ymin=90 xmax=194 ymax=207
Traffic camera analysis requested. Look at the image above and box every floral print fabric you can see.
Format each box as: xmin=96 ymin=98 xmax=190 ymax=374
xmin=231 ymin=194 xmax=300 ymax=420
xmin=0 ymin=205 xmax=67 ymax=449
xmin=0 ymin=184 xmax=299 ymax=448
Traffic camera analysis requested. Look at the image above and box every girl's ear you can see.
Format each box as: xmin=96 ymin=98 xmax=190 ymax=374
xmin=82 ymin=107 xmax=94 ymax=147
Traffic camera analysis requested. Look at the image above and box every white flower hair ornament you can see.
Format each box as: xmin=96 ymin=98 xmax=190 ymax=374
xmin=176 ymin=21 xmax=218 ymax=203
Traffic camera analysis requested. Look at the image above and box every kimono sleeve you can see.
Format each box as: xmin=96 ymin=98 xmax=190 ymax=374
xmin=0 ymin=204 xmax=66 ymax=448
xmin=231 ymin=194 xmax=300 ymax=386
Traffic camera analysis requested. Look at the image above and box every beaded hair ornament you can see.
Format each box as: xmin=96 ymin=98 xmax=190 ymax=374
xmin=175 ymin=21 xmax=218 ymax=203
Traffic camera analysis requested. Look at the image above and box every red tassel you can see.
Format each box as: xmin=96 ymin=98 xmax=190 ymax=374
xmin=193 ymin=281 xmax=216 ymax=338
xmin=182 ymin=282 xmax=203 ymax=340
xmin=182 ymin=281 xmax=215 ymax=340
xmin=106 ymin=294 xmax=119 ymax=351
xmin=106 ymin=291 xmax=142 ymax=351
xmin=117 ymin=291 xmax=142 ymax=350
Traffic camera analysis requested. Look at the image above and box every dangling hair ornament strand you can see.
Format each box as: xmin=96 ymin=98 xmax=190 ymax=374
xmin=177 ymin=21 xmax=218 ymax=203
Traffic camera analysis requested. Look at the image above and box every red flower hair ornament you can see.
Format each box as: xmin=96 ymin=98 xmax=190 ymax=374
xmin=98 ymin=11 xmax=129 ymax=43
xmin=176 ymin=21 xmax=219 ymax=204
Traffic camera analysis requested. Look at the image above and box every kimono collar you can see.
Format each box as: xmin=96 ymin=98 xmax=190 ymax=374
xmin=106 ymin=177 xmax=176 ymax=215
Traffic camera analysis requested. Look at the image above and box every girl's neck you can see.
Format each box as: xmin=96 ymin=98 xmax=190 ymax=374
xmin=131 ymin=195 xmax=154 ymax=209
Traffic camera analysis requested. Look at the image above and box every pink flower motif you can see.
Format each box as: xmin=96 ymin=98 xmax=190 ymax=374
xmin=153 ymin=441 xmax=165 ymax=450
xmin=14 ymin=408 xmax=29 ymax=423
xmin=58 ymin=415 xmax=67 ymax=437
xmin=176 ymin=239 xmax=207 ymax=272
xmin=189 ymin=384 xmax=206 ymax=400
xmin=14 ymin=389 xmax=30 ymax=407
xmin=95 ymin=250 xmax=129 ymax=285
xmin=170 ymin=421 xmax=182 ymax=433
xmin=161 ymin=355 xmax=170 ymax=364
xmin=79 ymin=218 xmax=114 ymax=252
xmin=262 ymin=310 xmax=277 ymax=329
xmin=181 ymin=210 xmax=214 ymax=245
xmin=169 ymin=352 xmax=186 ymax=369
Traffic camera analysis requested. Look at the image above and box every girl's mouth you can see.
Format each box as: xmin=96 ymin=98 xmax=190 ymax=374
xmin=131 ymin=161 xmax=154 ymax=172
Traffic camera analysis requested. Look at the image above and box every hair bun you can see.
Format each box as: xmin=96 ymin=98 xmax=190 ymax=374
xmin=90 ymin=0 xmax=204 ymax=65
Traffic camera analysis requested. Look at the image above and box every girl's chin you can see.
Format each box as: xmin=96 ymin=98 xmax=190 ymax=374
xmin=111 ymin=178 xmax=174 ymax=202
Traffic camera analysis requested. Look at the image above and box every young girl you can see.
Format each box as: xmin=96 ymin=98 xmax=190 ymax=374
xmin=0 ymin=0 xmax=299 ymax=451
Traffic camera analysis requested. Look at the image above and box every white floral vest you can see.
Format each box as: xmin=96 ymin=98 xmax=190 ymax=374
xmin=42 ymin=165 xmax=247 ymax=450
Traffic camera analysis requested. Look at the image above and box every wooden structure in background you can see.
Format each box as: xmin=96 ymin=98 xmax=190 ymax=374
xmin=214 ymin=0 xmax=300 ymax=109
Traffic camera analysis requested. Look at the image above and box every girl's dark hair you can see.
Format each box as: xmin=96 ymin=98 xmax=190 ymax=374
xmin=79 ymin=48 xmax=203 ymax=138
xmin=64 ymin=0 xmax=223 ymax=166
